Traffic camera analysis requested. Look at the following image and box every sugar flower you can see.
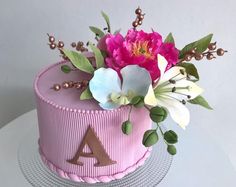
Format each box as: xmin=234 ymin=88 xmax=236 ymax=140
xmin=99 ymin=29 xmax=179 ymax=81
xmin=144 ymin=55 xmax=203 ymax=129
xmin=89 ymin=65 xmax=152 ymax=109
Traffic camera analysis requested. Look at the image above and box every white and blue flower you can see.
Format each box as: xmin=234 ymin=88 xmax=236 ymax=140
xmin=89 ymin=65 xmax=152 ymax=110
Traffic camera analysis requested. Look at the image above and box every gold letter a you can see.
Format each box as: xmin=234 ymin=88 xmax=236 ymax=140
xmin=67 ymin=126 xmax=116 ymax=167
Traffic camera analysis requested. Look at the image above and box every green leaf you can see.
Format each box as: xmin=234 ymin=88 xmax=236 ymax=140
xmin=89 ymin=26 xmax=105 ymax=38
xmin=122 ymin=120 xmax=132 ymax=135
xmin=188 ymin=95 xmax=213 ymax=110
xmin=178 ymin=63 xmax=199 ymax=80
xmin=164 ymin=33 xmax=175 ymax=44
xmin=179 ymin=34 xmax=213 ymax=59
xmin=150 ymin=107 xmax=168 ymax=123
xmin=61 ymin=65 xmax=71 ymax=74
xmin=167 ymin=145 xmax=177 ymax=155
xmin=142 ymin=130 xmax=159 ymax=147
xmin=80 ymin=87 xmax=93 ymax=100
xmin=114 ymin=29 xmax=121 ymax=35
xmin=164 ymin=130 xmax=178 ymax=144
xmin=130 ymin=96 xmax=144 ymax=108
xmin=101 ymin=11 xmax=111 ymax=32
xmin=62 ymin=49 xmax=94 ymax=74
xmin=89 ymin=43 xmax=104 ymax=68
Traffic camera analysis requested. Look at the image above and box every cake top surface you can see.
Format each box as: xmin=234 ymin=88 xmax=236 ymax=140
xmin=35 ymin=61 xmax=103 ymax=110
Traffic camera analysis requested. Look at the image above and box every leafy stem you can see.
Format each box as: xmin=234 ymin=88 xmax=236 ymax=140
xmin=144 ymin=104 xmax=151 ymax=111
xmin=128 ymin=105 xmax=133 ymax=120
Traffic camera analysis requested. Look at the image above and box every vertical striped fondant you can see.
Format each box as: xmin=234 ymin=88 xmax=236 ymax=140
xmin=34 ymin=61 xmax=152 ymax=183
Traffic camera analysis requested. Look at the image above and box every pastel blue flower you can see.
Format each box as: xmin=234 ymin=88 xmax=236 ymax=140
xmin=89 ymin=65 xmax=152 ymax=110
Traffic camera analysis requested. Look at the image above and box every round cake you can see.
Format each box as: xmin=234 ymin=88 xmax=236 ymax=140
xmin=34 ymin=61 xmax=152 ymax=183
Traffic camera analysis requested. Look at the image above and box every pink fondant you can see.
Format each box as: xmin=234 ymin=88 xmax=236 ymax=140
xmin=39 ymin=147 xmax=151 ymax=183
xmin=34 ymin=61 xmax=152 ymax=183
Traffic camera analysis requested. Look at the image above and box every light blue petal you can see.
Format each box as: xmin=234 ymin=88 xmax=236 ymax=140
xmin=121 ymin=65 xmax=152 ymax=96
xmin=89 ymin=68 xmax=121 ymax=103
xmin=99 ymin=102 xmax=120 ymax=110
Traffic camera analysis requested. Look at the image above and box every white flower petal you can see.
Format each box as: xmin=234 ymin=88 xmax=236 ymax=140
xmin=121 ymin=65 xmax=152 ymax=96
xmin=157 ymin=54 xmax=168 ymax=78
xmin=157 ymin=79 xmax=203 ymax=101
xmin=144 ymin=85 xmax=158 ymax=106
xmin=156 ymin=96 xmax=190 ymax=129
xmin=89 ymin=68 xmax=121 ymax=103
xmin=157 ymin=66 xmax=186 ymax=86
xmin=173 ymin=80 xmax=203 ymax=100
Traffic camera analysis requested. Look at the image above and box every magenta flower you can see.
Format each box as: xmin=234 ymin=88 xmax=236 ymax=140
xmin=99 ymin=29 xmax=179 ymax=81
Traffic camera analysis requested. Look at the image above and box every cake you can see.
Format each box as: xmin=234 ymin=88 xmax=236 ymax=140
xmin=34 ymin=7 xmax=226 ymax=184
xmin=34 ymin=58 xmax=152 ymax=183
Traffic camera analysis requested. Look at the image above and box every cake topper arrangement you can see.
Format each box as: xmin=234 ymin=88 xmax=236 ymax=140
xmin=47 ymin=7 xmax=227 ymax=155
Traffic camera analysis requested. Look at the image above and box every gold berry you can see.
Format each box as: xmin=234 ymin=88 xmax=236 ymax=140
xmin=71 ymin=42 xmax=76 ymax=48
xmin=194 ymin=53 xmax=203 ymax=60
xmin=135 ymin=8 xmax=142 ymax=15
xmin=216 ymin=48 xmax=225 ymax=56
xmin=58 ymin=41 xmax=64 ymax=48
xmin=206 ymin=53 xmax=214 ymax=60
xmin=132 ymin=21 xmax=138 ymax=27
xmin=49 ymin=36 xmax=55 ymax=43
xmin=138 ymin=14 xmax=144 ymax=20
xmin=50 ymin=43 xmax=56 ymax=49
xmin=53 ymin=84 xmax=61 ymax=91
xmin=62 ymin=82 xmax=70 ymax=89
xmin=184 ymin=54 xmax=192 ymax=61
xmin=138 ymin=20 xmax=142 ymax=25
xmin=208 ymin=42 xmax=217 ymax=50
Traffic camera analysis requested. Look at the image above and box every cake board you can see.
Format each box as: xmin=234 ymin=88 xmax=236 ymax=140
xmin=18 ymin=128 xmax=173 ymax=187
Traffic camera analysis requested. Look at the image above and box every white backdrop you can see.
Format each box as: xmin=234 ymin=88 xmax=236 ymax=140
xmin=0 ymin=0 xmax=236 ymax=170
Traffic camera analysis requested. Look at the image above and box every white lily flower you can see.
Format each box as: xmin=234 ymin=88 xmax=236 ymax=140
xmin=144 ymin=54 xmax=203 ymax=129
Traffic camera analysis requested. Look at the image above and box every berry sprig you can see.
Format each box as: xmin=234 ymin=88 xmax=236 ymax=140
xmin=132 ymin=7 xmax=145 ymax=29
xmin=47 ymin=34 xmax=89 ymax=61
xmin=71 ymin=41 xmax=88 ymax=52
xmin=47 ymin=33 xmax=70 ymax=60
xmin=182 ymin=42 xmax=227 ymax=62
xmin=47 ymin=33 xmax=64 ymax=50
xmin=51 ymin=80 xmax=89 ymax=91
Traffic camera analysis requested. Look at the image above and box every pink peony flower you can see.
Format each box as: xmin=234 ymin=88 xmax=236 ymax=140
xmin=99 ymin=29 xmax=179 ymax=81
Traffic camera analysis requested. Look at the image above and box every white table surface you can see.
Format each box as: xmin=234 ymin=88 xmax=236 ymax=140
xmin=0 ymin=110 xmax=236 ymax=187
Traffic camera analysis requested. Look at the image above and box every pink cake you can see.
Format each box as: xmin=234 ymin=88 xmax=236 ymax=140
xmin=34 ymin=60 xmax=152 ymax=183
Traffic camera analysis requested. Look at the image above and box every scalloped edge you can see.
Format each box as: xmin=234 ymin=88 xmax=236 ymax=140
xmin=39 ymin=146 xmax=152 ymax=184
xmin=34 ymin=61 xmax=130 ymax=114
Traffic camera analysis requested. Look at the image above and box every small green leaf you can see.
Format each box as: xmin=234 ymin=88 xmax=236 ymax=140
xmin=164 ymin=130 xmax=178 ymax=144
xmin=130 ymin=96 xmax=144 ymax=108
xmin=167 ymin=145 xmax=177 ymax=155
xmin=178 ymin=63 xmax=199 ymax=80
xmin=188 ymin=95 xmax=213 ymax=110
xmin=89 ymin=26 xmax=105 ymax=38
xmin=142 ymin=130 xmax=159 ymax=147
xmin=62 ymin=49 xmax=94 ymax=74
xmin=80 ymin=87 xmax=93 ymax=100
xmin=114 ymin=29 xmax=121 ymax=35
xmin=150 ymin=107 xmax=168 ymax=123
xmin=101 ymin=11 xmax=111 ymax=32
xmin=179 ymin=34 xmax=213 ymax=59
xmin=61 ymin=65 xmax=71 ymax=74
xmin=164 ymin=33 xmax=175 ymax=44
xmin=89 ymin=43 xmax=104 ymax=68
xmin=122 ymin=120 xmax=132 ymax=135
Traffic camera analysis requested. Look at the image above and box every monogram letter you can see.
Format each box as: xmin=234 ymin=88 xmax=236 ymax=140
xmin=67 ymin=126 xmax=116 ymax=167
